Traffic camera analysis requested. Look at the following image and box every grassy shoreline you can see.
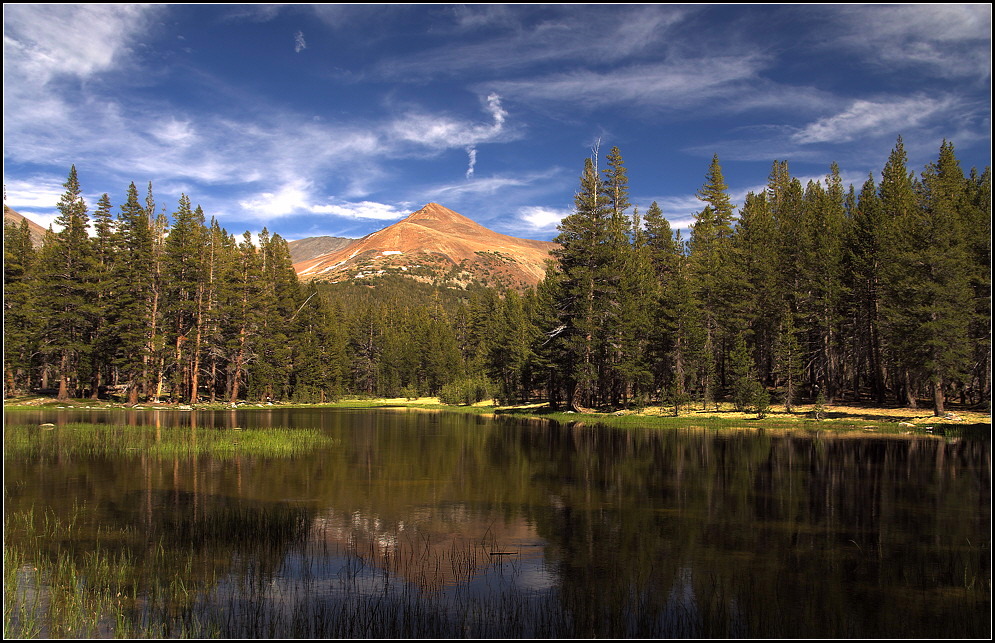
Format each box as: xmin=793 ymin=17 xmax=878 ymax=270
xmin=4 ymin=394 xmax=990 ymax=437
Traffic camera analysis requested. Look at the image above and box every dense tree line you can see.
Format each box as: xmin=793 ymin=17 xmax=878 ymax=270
xmin=4 ymin=170 xmax=347 ymax=404
xmin=540 ymin=137 xmax=990 ymax=416
xmin=4 ymin=137 xmax=990 ymax=416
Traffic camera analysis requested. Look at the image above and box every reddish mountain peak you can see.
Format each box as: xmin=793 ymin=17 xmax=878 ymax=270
xmin=294 ymin=202 xmax=559 ymax=290
xmin=403 ymin=203 xmax=476 ymax=225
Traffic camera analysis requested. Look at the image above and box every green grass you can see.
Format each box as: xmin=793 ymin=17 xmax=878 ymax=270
xmin=496 ymin=408 xmax=906 ymax=433
xmin=6 ymin=395 xmax=984 ymax=437
xmin=3 ymin=423 xmax=335 ymax=459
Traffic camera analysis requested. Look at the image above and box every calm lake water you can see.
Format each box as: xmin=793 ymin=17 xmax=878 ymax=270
xmin=4 ymin=407 xmax=991 ymax=638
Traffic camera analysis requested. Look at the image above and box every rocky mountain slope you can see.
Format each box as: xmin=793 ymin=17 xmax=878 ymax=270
xmin=4 ymin=206 xmax=48 ymax=247
xmin=286 ymin=235 xmax=355 ymax=264
xmin=293 ymin=203 xmax=558 ymax=290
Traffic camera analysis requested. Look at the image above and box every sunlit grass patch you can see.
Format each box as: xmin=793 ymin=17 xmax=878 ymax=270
xmin=3 ymin=423 xmax=334 ymax=459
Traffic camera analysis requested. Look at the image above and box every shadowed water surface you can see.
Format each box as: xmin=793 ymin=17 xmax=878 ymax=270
xmin=4 ymin=408 xmax=990 ymax=638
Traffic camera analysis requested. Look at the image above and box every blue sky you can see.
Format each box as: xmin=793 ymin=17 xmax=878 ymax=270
xmin=3 ymin=4 xmax=991 ymax=243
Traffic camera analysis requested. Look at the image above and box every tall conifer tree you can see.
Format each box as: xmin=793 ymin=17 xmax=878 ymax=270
xmin=114 ymin=182 xmax=155 ymax=403
xmin=877 ymin=136 xmax=922 ymax=407
xmin=551 ymin=156 xmax=610 ymax=409
xmin=690 ymin=155 xmax=737 ymax=406
xmin=3 ymin=217 xmax=38 ymax=395
xmin=36 ymin=166 xmax=96 ymax=400
xmin=912 ymin=141 xmax=975 ymax=414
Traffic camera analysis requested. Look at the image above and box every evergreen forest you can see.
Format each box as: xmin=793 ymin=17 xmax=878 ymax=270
xmin=3 ymin=137 xmax=990 ymax=417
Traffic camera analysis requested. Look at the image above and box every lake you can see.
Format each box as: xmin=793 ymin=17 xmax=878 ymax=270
xmin=4 ymin=407 xmax=990 ymax=638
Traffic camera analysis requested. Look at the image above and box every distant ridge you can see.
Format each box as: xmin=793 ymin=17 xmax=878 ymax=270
xmin=3 ymin=205 xmax=48 ymax=247
xmin=286 ymin=235 xmax=355 ymax=264
xmin=293 ymin=203 xmax=558 ymax=290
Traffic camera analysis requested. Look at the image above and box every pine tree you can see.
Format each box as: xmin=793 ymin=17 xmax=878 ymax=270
xmin=642 ymin=201 xmax=679 ymax=393
xmin=289 ymin=281 xmax=346 ymax=402
xmin=775 ymin=313 xmax=805 ymax=412
xmin=226 ymin=231 xmax=263 ymax=403
xmin=616 ymin=207 xmax=657 ymax=405
xmin=964 ymin=167 xmax=992 ymax=406
xmin=813 ymin=163 xmax=847 ymax=400
xmin=689 ymin=154 xmax=737 ymax=407
xmin=147 ymin=186 xmax=170 ymax=401
xmin=3 ymin=217 xmax=38 ymax=395
xmin=498 ymin=289 xmax=539 ymax=403
xmin=422 ymin=299 xmax=462 ymax=396
xmin=733 ymin=191 xmax=779 ymax=386
xmin=35 ymin=166 xmax=96 ymax=400
xmin=532 ymin=266 xmax=566 ymax=409
xmin=912 ymin=141 xmax=975 ymax=414
xmin=797 ymin=172 xmax=846 ymax=402
xmin=665 ymin=231 xmax=702 ymax=412
xmin=600 ymin=146 xmax=642 ymax=405
xmin=247 ymin=228 xmax=300 ymax=401
xmin=551 ymin=156 xmax=611 ymax=409
xmin=729 ymin=332 xmax=760 ymax=412
xmin=877 ymin=136 xmax=923 ymax=408
xmin=843 ymin=174 xmax=887 ymax=403
xmin=114 ymin=182 xmax=155 ymax=403
xmin=164 ymin=195 xmax=207 ymax=402
xmin=88 ymin=193 xmax=117 ymax=398
xmin=202 ymin=218 xmax=237 ymax=402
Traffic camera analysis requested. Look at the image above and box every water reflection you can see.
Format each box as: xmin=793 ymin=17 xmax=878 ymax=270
xmin=4 ymin=408 xmax=990 ymax=638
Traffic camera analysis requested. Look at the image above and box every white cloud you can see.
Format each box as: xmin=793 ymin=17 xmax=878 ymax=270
xmin=13 ymin=211 xmax=62 ymax=233
xmin=238 ymin=180 xmax=408 ymax=221
xmin=151 ymin=118 xmax=198 ymax=146
xmin=517 ymin=205 xmax=571 ymax=232
xmin=486 ymin=57 xmax=771 ymax=112
xmin=239 ymin=181 xmax=312 ymax=217
xmin=829 ymin=5 xmax=991 ymax=80
xmin=310 ymin=201 xmax=408 ymax=220
xmin=389 ymin=93 xmax=511 ymax=150
xmin=3 ymin=176 xmax=70 ymax=211
xmin=3 ymin=5 xmax=159 ymax=162
xmin=792 ymin=97 xmax=952 ymax=145
xmin=294 ymin=30 xmax=307 ymax=53
xmin=465 ymin=146 xmax=477 ymax=179
xmin=429 ymin=175 xmax=533 ymax=199
xmin=2 ymin=5 xmax=155 ymax=82
xmin=379 ymin=6 xmax=695 ymax=80
xmin=447 ymin=5 xmax=518 ymax=31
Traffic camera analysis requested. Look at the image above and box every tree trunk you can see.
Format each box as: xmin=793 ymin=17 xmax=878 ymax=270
xmin=57 ymin=353 xmax=69 ymax=401
xmin=903 ymin=369 xmax=917 ymax=409
xmin=932 ymin=377 xmax=945 ymax=416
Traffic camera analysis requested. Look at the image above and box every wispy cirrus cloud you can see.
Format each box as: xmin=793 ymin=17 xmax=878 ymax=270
xmin=2 ymin=4 xmax=156 ymax=82
xmin=484 ymin=56 xmax=797 ymax=114
xmin=378 ymin=5 xmax=695 ymax=81
xmin=294 ymin=30 xmax=307 ymax=53
xmin=389 ymin=93 xmax=511 ymax=150
xmin=826 ymin=4 xmax=991 ymax=80
xmin=791 ymin=96 xmax=954 ymax=145
xmin=3 ymin=4 xmax=161 ymax=157
xmin=425 ymin=168 xmax=563 ymax=201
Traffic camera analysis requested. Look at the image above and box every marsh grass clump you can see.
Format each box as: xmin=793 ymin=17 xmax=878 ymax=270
xmin=5 ymin=504 xmax=186 ymax=638
xmin=3 ymin=423 xmax=332 ymax=459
